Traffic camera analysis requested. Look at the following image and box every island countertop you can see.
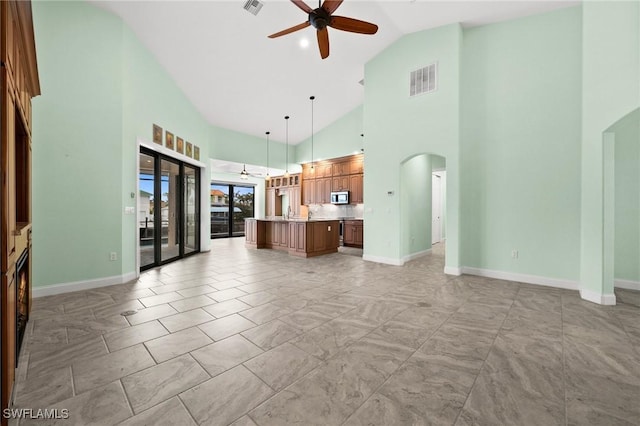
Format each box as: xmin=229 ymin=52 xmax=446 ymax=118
xmin=245 ymin=218 xmax=339 ymax=257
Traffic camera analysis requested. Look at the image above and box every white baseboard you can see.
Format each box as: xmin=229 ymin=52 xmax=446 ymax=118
xmin=615 ymin=278 xmax=640 ymax=291
xmin=460 ymin=267 xmax=579 ymax=291
xmin=33 ymin=272 xmax=138 ymax=298
xmin=444 ymin=266 xmax=462 ymax=276
xmin=362 ymin=254 xmax=404 ymax=266
xmin=580 ymin=288 xmax=617 ymax=305
xmin=402 ymin=249 xmax=432 ymax=263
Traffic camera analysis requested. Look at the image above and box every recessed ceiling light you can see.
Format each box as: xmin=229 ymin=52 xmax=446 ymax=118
xmin=299 ymin=38 xmax=309 ymax=49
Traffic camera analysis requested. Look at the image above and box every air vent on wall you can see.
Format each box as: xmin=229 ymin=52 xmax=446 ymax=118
xmin=243 ymin=0 xmax=263 ymax=16
xmin=410 ymin=63 xmax=437 ymax=97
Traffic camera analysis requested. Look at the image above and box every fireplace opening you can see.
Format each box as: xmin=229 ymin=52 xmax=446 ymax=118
xmin=16 ymin=250 xmax=29 ymax=363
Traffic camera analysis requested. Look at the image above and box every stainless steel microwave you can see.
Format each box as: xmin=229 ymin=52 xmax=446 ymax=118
xmin=330 ymin=191 xmax=349 ymax=205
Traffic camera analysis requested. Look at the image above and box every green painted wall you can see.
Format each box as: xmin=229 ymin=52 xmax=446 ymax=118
xmin=613 ymin=109 xmax=640 ymax=282
xmin=580 ymin=1 xmax=640 ymax=296
xmin=295 ymin=105 xmax=364 ymax=164
xmin=363 ymin=23 xmax=462 ymax=267
xmin=400 ymin=154 xmax=431 ymax=258
xmin=32 ymin=1 xmax=125 ymax=286
xmin=121 ymin=25 xmax=211 ymax=273
xmin=461 ymin=6 xmax=582 ymax=280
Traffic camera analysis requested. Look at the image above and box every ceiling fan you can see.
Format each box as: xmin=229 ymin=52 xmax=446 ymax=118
xmin=268 ymin=0 xmax=378 ymax=59
xmin=239 ymin=164 xmax=264 ymax=180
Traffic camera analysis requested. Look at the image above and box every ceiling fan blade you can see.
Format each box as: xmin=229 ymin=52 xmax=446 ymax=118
xmin=268 ymin=21 xmax=310 ymax=38
xmin=321 ymin=0 xmax=343 ymax=14
xmin=291 ymin=0 xmax=313 ymax=14
xmin=317 ymin=27 xmax=329 ymax=59
xmin=329 ymin=16 xmax=378 ymax=35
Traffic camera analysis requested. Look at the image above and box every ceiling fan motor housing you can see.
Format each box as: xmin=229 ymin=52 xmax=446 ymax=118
xmin=309 ymin=7 xmax=331 ymax=30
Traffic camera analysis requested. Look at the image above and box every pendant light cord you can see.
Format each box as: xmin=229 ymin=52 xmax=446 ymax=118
xmin=265 ymin=131 xmax=270 ymax=179
xmin=310 ymin=96 xmax=315 ymax=170
xmin=285 ymin=116 xmax=290 ymax=176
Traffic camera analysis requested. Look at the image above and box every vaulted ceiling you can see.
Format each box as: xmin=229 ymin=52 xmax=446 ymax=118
xmin=93 ymin=0 xmax=578 ymax=144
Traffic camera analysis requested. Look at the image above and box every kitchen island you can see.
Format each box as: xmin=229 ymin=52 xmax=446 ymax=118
xmin=245 ymin=218 xmax=340 ymax=258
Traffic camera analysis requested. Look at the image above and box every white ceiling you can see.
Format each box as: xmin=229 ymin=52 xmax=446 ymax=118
xmin=93 ymin=0 xmax=578 ymax=144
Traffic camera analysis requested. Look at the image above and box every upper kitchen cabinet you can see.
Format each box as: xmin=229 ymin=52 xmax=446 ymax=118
xmin=300 ymin=153 xmax=364 ymax=205
xmin=349 ymin=174 xmax=363 ymax=204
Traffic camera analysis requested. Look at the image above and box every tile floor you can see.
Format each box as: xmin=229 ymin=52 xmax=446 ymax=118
xmin=10 ymin=238 xmax=640 ymax=425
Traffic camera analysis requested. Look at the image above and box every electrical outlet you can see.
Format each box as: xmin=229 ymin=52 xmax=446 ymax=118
xmin=110 ymin=252 xmax=117 ymax=261
xmin=511 ymin=250 xmax=518 ymax=259
xmin=328 ymin=225 xmax=331 ymax=231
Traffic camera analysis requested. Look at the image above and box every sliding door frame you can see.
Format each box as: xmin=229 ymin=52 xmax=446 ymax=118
xmin=210 ymin=183 xmax=255 ymax=239
xmin=138 ymin=145 xmax=202 ymax=272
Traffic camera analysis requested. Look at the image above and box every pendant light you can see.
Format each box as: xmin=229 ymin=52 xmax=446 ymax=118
xmin=265 ymin=131 xmax=271 ymax=181
xmin=284 ymin=115 xmax=290 ymax=178
xmin=240 ymin=164 xmax=249 ymax=180
xmin=310 ymin=96 xmax=315 ymax=173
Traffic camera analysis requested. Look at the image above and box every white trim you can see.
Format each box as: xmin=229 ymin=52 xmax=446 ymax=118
xmin=615 ymin=278 xmax=640 ymax=291
xmin=32 ymin=272 xmax=137 ymax=298
xmin=580 ymin=288 xmax=616 ymax=305
xmin=402 ymin=249 xmax=432 ymax=263
xmin=460 ymin=267 xmax=579 ymax=290
xmin=363 ymin=254 xmax=404 ymax=266
xmin=444 ymin=266 xmax=462 ymax=276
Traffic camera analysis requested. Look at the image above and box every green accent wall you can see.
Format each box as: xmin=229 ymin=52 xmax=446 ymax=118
xmin=32 ymin=1 xmax=126 ymax=286
xmin=613 ymin=109 xmax=640 ymax=283
xmin=461 ymin=6 xmax=583 ymax=280
xmin=295 ymin=105 xmax=364 ymax=164
xmin=363 ymin=23 xmax=462 ymax=267
xmin=400 ymin=154 xmax=432 ymax=258
xmin=580 ymin=1 xmax=640 ymax=296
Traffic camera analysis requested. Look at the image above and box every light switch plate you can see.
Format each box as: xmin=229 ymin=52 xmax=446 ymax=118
xmin=124 ymin=206 xmax=135 ymax=215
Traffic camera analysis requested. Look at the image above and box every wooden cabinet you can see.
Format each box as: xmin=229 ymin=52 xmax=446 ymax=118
xmin=318 ymin=163 xmax=332 ymax=178
xmin=349 ymin=174 xmax=363 ymax=204
xmin=278 ymin=221 xmax=289 ymax=248
xmin=288 ymin=186 xmax=301 ymax=218
xmin=302 ymin=179 xmax=314 ymax=206
xmin=1 ymin=1 xmax=40 ymax=417
xmin=314 ymin=178 xmax=331 ymax=204
xmin=248 ymin=219 xmax=339 ymax=257
xmin=265 ymin=188 xmax=282 ymax=218
xmin=245 ymin=219 xmax=266 ymax=248
xmin=343 ymin=220 xmax=364 ymax=248
xmin=332 ymin=176 xmax=349 ymax=192
xmin=332 ymin=160 xmax=350 ymax=176
xmin=350 ymin=156 xmax=364 ymax=174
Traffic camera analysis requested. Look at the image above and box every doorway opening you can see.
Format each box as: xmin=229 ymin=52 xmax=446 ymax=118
xmin=138 ymin=148 xmax=201 ymax=271
xmin=210 ymin=183 xmax=255 ymax=238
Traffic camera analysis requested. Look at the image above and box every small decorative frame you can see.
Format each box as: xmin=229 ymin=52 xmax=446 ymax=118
xmin=194 ymin=146 xmax=200 ymax=161
xmin=186 ymin=142 xmax=193 ymax=158
xmin=153 ymin=124 xmax=163 ymax=144
xmin=176 ymin=137 xmax=184 ymax=154
xmin=165 ymin=131 xmax=174 ymax=150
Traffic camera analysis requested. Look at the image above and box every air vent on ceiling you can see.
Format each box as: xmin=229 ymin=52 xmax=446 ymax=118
xmin=243 ymin=0 xmax=263 ymax=16
xmin=410 ymin=63 xmax=437 ymax=97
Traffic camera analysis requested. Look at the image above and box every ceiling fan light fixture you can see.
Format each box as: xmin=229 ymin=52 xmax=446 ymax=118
xmin=240 ymin=164 xmax=249 ymax=180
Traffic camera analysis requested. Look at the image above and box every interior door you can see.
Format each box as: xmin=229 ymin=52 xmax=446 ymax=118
xmin=432 ymin=173 xmax=442 ymax=244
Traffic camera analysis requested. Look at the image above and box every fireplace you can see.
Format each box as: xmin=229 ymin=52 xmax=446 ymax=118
xmin=15 ymin=249 xmax=29 ymax=362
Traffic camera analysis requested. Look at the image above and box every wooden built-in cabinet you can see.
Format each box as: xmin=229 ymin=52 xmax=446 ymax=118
xmin=246 ymin=219 xmax=339 ymax=257
xmin=301 ymin=153 xmax=364 ymax=205
xmin=265 ymin=173 xmax=301 ymax=219
xmin=343 ymin=220 xmax=364 ymax=248
xmin=1 ymin=1 xmax=40 ymax=419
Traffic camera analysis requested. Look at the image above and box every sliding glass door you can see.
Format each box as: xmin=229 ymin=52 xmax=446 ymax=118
xmin=139 ymin=148 xmax=200 ymax=270
xmin=210 ymin=183 xmax=254 ymax=238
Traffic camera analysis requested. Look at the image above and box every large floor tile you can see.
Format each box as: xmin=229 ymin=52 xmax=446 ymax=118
xmin=158 ymin=308 xmax=214 ymax=333
xmin=126 ymin=304 xmax=179 ymax=326
xmin=104 ymin=320 xmax=169 ymax=352
xmin=72 ymin=344 xmax=155 ymax=394
xmin=144 ymin=326 xmax=212 ymax=363
xmin=241 ymin=319 xmax=302 ymax=350
xmin=119 ymin=397 xmax=197 ymax=426
xmin=122 ymin=354 xmax=210 ymax=414
xmin=180 ymin=365 xmax=273 ymax=426
xmin=198 ymin=314 xmax=257 ymax=341
xmin=191 ymin=334 xmax=263 ymax=377
xmin=244 ymin=342 xmax=320 ymax=391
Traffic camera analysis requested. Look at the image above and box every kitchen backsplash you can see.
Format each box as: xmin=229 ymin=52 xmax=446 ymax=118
xmin=308 ymin=203 xmax=364 ymax=219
